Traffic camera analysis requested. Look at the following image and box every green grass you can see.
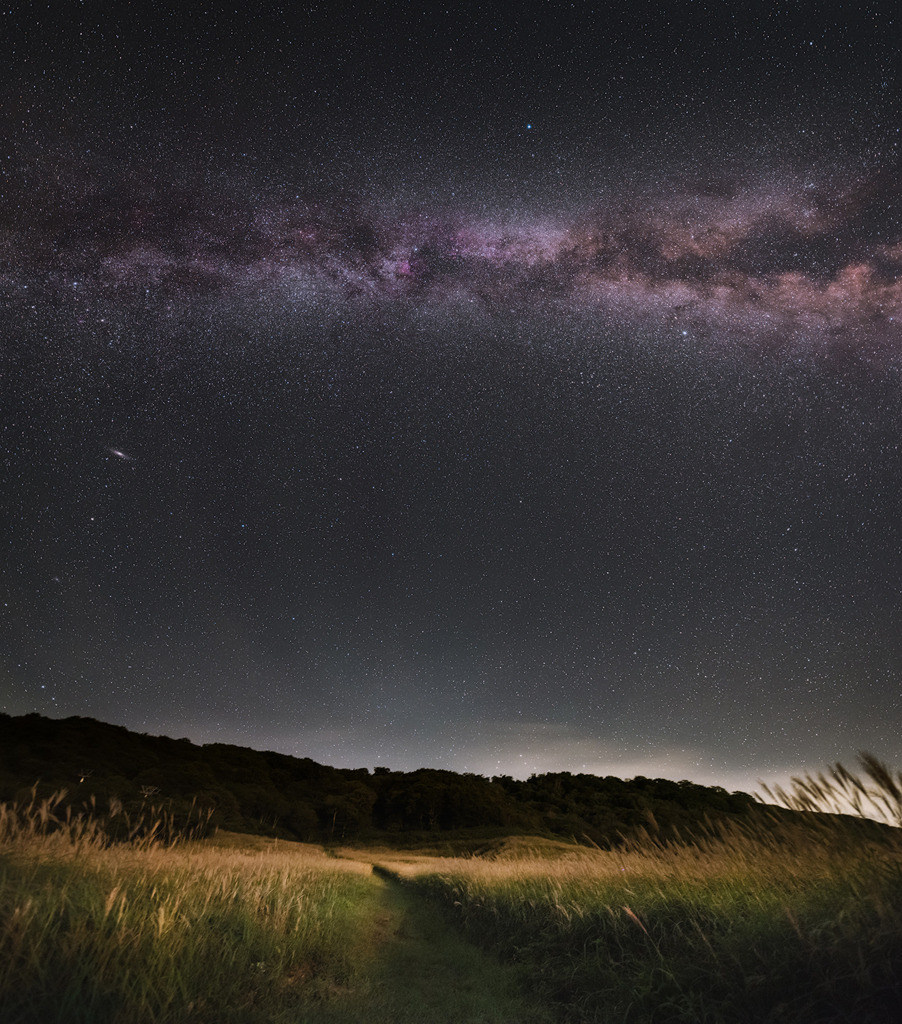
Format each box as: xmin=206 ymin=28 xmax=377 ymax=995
xmin=0 ymin=795 xmax=378 ymax=1023
xmin=394 ymin=796 xmax=902 ymax=1021
xmin=292 ymin=867 xmax=555 ymax=1023
xmin=5 ymin=759 xmax=902 ymax=1023
xmin=0 ymin=794 xmax=553 ymax=1023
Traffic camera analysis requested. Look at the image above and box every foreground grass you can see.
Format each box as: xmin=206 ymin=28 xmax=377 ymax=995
xmin=0 ymin=799 xmax=378 ymax=1023
xmin=296 ymin=867 xmax=555 ymax=1024
xmin=6 ymin=759 xmax=902 ymax=1023
xmin=0 ymin=795 xmax=552 ymax=1023
xmin=389 ymin=816 xmax=902 ymax=1022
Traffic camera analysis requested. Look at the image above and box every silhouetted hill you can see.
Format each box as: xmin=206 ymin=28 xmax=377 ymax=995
xmin=0 ymin=711 xmax=807 ymax=846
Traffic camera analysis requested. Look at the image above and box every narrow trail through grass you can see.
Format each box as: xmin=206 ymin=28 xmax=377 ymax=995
xmin=298 ymin=861 xmax=555 ymax=1024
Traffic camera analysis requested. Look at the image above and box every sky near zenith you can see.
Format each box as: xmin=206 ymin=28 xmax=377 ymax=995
xmin=3 ymin=2 xmax=902 ymax=795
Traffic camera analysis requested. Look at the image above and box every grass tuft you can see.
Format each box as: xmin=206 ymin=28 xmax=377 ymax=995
xmin=0 ymin=793 xmax=376 ymax=1023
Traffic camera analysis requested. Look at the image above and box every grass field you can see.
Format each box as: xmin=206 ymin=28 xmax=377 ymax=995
xmin=366 ymin=763 xmax=902 ymax=1022
xmin=0 ymin=793 xmax=549 ymax=1023
xmin=0 ymin=794 xmax=379 ymax=1023
xmin=3 ymin=762 xmax=902 ymax=1023
xmin=388 ymin=820 xmax=902 ymax=1022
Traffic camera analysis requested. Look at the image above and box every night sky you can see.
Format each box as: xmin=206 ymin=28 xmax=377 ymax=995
xmin=3 ymin=3 xmax=902 ymax=794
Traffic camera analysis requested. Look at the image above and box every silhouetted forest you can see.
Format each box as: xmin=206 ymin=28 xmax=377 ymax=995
xmin=2 ymin=712 xmax=775 ymax=846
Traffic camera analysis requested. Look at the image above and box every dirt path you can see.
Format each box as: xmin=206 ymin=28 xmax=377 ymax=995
xmin=297 ymin=865 xmax=556 ymax=1024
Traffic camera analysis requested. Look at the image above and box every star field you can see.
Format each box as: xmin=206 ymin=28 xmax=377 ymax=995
xmin=2 ymin=2 xmax=902 ymax=795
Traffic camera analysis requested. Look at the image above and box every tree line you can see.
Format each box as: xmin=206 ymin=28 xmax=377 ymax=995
xmin=1 ymin=712 xmax=764 ymax=847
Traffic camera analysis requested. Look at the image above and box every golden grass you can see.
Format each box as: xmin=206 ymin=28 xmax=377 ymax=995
xmin=387 ymin=769 xmax=902 ymax=1023
xmin=0 ymin=792 xmax=377 ymax=1023
xmin=5 ymin=756 xmax=902 ymax=1023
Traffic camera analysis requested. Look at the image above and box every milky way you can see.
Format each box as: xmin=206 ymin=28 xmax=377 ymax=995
xmin=5 ymin=161 xmax=902 ymax=359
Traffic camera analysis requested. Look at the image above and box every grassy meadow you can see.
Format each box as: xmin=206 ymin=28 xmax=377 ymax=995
xmin=385 ymin=819 xmax=902 ymax=1022
xmin=3 ymin=762 xmax=902 ymax=1022
xmin=0 ymin=793 xmax=378 ymax=1023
